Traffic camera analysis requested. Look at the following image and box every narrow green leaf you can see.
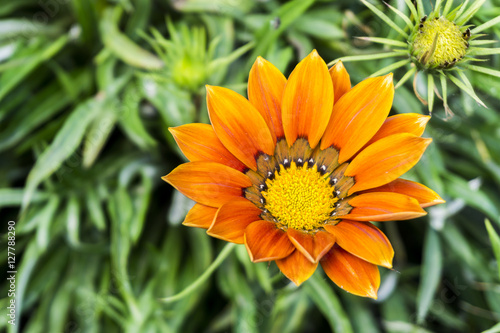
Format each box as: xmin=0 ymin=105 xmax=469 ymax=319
xmin=467 ymin=47 xmax=500 ymax=56
xmin=470 ymin=39 xmax=499 ymax=46
xmin=485 ymin=219 xmax=500 ymax=281
xmin=362 ymin=0 xmax=409 ymax=38
xmin=36 ymin=197 xmax=60 ymax=252
xmin=160 ymin=243 xmax=236 ymax=303
xmin=427 ymin=73 xmax=435 ymax=112
xmin=404 ymin=0 xmax=418 ymax=20
xmin=0 ymin=35 xmax=68 ymax=101
xmin=355 ymin=36 xmax=408 ymax=47
xmin=66 ymin=195 xmax=81 ymax=247
xmin=482 ymin=321 xmax=500 ymax=333
xmin=248 ymin=0 xmax=314 ymax=66
xmin=86 ymin=187 xmax=107 ymax=231
xmin=442 ymin=0 xmax=454 ymax=16
xmin=370 ymin=59 xmax=410 ymax=77
xmin=433 ymin=0 xmax=444 ymax=16
xmin=22 ymin=75 xmax=130 ymax=209
xmin=304 ymin=273 xmax=354 ymax=333
xmin=447 ymin=72 xmax=486 ymax=107
xmin=415 ymin=0 xmax=425 ymax=19
xmin=118 ymin=83 xmax=157 ymax=150
xmin=471 ymin=15 xmax=500 ymax=34
xmin=332 ymin=51 xmax=407 ymax=65
xmin=100 ymin=7 xmax=163 ymax=70
xmin=416 ymin=227 xmax=443 ymax=323
xmin=0 ymin=70 xmax=92 ymax=152
xmin=385 ymin=2 xmax=413 ymax=29
xmin=452 ymin=0 xmax=470 ymax=21
xmin=395 ymin=66 xmax=417 ymax=88
xmin=456 ymin=0 xmax=487 ymax=26
xmin=82 ymin=107 xmax=118 ymax=168
xmin=208 ymin=41 xmax=254 ymax=73
xmin=0 ymin=188 xmax=48 ymax=208
xmin=465 ymin=64 xmax=500 ymax=77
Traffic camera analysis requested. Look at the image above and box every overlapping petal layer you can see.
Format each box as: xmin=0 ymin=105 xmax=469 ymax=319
xmin=163 ymin=161 xmax=252 ymax=207
xmin=287 ymin=229 xmax=335 ymax=263
xmin=321 ymin=246 xmax=380 ymax=299
xmin=281 ymin=50 xmax=334 ymax=149
xmin=276 ymin=250 xmax=317 ymax=286
xmin=182 ymin=203 xmax=217 ymax=229
xmin=346 ymin=134 xmax=432 ymax=194
xmin=362 ymin=178 xmax=445 ymax=208
xmin=329 ymin=60 xmax=351 ymax=103
xmin=244 ymin=220 xmax=295 ymax=262
xmin=170 ymin=123 xmax=246 ymax=171
xmin=248 ymin=57 xmax=287 ymax=142
xmin=207 ymin=199 xmax=263 ymax=244
xmin=320 ymin=74 xmax=394 ymax=163
xmin=324 ymin=221 xmax=393 ymax=268
xmin=342 ymin=192 xmax=427 ymax=221
xmin=207 ymin=86 xmax=275 ymax=170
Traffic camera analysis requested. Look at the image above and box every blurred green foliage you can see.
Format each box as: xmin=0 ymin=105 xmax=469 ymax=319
xmin=1 ymin=0 xmax=500 ymax=332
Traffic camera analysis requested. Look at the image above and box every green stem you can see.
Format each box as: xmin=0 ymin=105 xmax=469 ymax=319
xmin=159 ymin=242 xmax=236 ymax=303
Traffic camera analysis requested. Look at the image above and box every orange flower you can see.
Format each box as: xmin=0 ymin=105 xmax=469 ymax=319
xmin=163 ymin=50 xmax=445 ymax=299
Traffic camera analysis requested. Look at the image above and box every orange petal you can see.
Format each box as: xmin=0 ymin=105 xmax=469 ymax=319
xmin=182 ymin=203 xmax=218 ymax=229
xmin=169 ymin=124 xmax=246 ymax=172
xmin=207 ymin=199 xmax=262 ymax=244
xmin=345 ymin=133 xmax=432 ymax=194
xmin=365 ymin=113 xmax=431 ymax=146
xmin=207 ymin=85 xmax=275 ymax=170
xmin=329 ymin=60 xmax=351 ymax=103
xmin=324 ymin=221 xmax=393 ymax=268
xmin=276 ymin=250 xmax=318 ymax=286
xmin=244 ymin=220 xmax=295 ymax=262
xmin=163 ymin=161 xmax=251 ymax=208
xmin=321 ymin=246 xmax=380 ymax=299
xmin=248 ymin=57 xmax=287 ymax=142
xmin=320 ymin=74 xmax=394 ymax=163
xmin=281 ymin=50 xmax=334 ymax=148
xmin=361 ymin=178 xmax=445 ymax=208
xmin=287 ymin=229 xmax=335 ymax=263
xmin=341 ymin=192 xmax=427 ymax=221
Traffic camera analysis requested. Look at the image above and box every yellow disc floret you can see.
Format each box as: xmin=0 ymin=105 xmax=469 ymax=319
xmin=262 ymin=162 xmax=338 ymax=231
xmin=412 ymin=16 xmax=468 ymax=67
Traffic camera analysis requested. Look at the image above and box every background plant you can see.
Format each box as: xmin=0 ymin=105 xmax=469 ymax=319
xmin=1 ymin=0 xmax=500 ymax=332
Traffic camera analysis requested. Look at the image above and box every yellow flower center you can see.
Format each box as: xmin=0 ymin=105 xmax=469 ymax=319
xmin=262 ymin=162 xmax=338 ymax=231
xmin=412 ymin=16 xmax=468 ymax=67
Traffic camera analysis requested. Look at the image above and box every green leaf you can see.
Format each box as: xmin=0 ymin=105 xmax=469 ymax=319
xmin=36 ymin=196 xmax=60 ymax=252
xmin=485 ymin=219 xmax=500 ymax=281
xmin=22 ymin=74 xmax=130 ymax=209
xmin=100 ymin=7 xmax=163 ymax=70
xmin=362 ymin=0 xmax=409 ymax=38
xmin=482 ymin=321 xmax=500 ymax=333
xmin=66 ymin=195 xmax=81 ymax=247
xmin=0 ymin=188 xmax=48 ymax=208
xmin=118 ymin=83 xmax=157 ymax=150
xmin=304 ymin=272 xmax=354 ymax=333
xmin=416 ymin=227 xmax=443 ymax=323
xmin=0 ymin=35 xmax=68 ymax=101
xmin=249 ymin=0 xmax=315 ymax=66
xmin=82 ymin=105 xmax=118 ymax=168
xmin=471 ymin=15 xmax=500 ymax=34
xmin=0 ymin=70 xmax=92 ymax=152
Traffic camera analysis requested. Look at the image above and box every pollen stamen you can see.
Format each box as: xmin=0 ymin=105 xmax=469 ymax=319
xmin=262 ymin=162 xmax=338 ymax=230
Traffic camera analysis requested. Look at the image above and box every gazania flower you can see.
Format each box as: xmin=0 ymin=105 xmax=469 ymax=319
xmin=339 ymin=0 xmax=500 ymax=115
xmin=164 ymin=50 xmax=444 ymax=298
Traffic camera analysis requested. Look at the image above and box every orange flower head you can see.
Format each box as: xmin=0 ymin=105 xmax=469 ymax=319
xmin=164 ymin=50 xmax=445 ymax=298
